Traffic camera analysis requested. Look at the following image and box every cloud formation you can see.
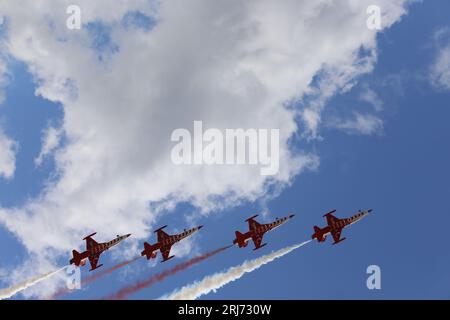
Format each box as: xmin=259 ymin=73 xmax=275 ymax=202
xmin=35 ymin=125 xmax=62 ymax=167
xmin=0 ymin=0 xmax=410 ymax=297
xmin=430 ymin=47 xmax=450 ymax=91
xmin=0 ymin=127 xmax=17 ymax=180
xmin=0 ymin=58 xmax=7 ymax=105
xmin=360 ymin=86 xmax=384 ymax=111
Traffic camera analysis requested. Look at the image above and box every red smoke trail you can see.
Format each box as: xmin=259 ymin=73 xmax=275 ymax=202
xmin=49 ymin=257 xmax=140 ymax=299
xmin=82 ymin=257 xmax=140 ymax=285
xmin=104 ymin=245 xmax=232 ymax=300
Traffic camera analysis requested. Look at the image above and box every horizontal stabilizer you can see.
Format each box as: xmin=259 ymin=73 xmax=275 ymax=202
xmin=312 ymin=226 xmax=327 ymax=242
xmin=69 ymin=250 xmax=82 ymax=266
xmin=233 ymin=231 xmax=248 ymax=248
xmin=141 ymin=242 xmax=158 ymax=260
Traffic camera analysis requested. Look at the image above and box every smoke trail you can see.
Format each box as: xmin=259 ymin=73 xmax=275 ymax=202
xmin=0 ymin=266 xmax=67 ymax=300
xmin=49 ymin=257 xmax=140 ymax=299
xmin=162 ymin=240 xmax=311 ymax=300
xmin=104 ymin=245 xmax=231 ymax=300
xmin=82 ymin=257 xmax=140 ymax=285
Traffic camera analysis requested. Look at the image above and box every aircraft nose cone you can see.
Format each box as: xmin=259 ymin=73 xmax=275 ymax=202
xmin=289 ymin=214 xmax=295 ymax=218
xmin=126 ymin=233 xmax=132 ymax=238
xmin=198 ymin=225 xmax=204 ymax=230
xmin=368 ymin=209 xmax=373 ymax=213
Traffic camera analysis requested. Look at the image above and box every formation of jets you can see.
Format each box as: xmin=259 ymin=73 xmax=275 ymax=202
xmin=69 ymin=209 xmax=372 ymax=271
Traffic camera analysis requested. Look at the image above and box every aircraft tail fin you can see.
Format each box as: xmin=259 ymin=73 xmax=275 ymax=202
xmin=141 ymin=242 xmax=158 ymax=260
xmin=70 ymin=250 xmax=82 ymax=266
xmin=233 ymin=231 xmax=248 ymax=248
xmin=312 ymin=226 xmax=327 ymax=242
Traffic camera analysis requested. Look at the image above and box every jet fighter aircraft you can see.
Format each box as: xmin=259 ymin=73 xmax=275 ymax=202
xmin=312 ymin=209 xmax=372 ymax=244
xmin=141 ymin=225 xmax=203 ymax=262
xmin=233 ymin=214 xmax=295 ymax=250
xmin=69 ymin=233 xmax=132 ymax=271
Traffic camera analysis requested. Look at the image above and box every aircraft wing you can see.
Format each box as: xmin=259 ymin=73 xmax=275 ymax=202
xmin=247 ymin=218 xmax=261 ymax=231
xmin=251 ymin=233 xmax=264 ymax=249
xmin=88 ymin=254 xmax=100 ymax=270
xmin=156 ymin=229 xmax=170 ymax=243
xmin=331 ymin=229 xmax=342 ymax=243
xmin=85 ymin=237 xmax=98 ymax=251
xmin=160 ymin=245 xmax=173 ymax=261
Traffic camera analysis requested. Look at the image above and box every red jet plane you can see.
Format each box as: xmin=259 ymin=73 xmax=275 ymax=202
xmin=233 ymin=214 xmax=295 ymax=250
xmin=312 ymin=209 xmax=372 ymax=244
xmin=141 ymin=225 xmax=203 ymax=262
xmin=70 ymin=232 xmax=131 ymax=271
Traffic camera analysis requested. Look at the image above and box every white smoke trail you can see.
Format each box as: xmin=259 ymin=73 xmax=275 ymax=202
xmin=0 ymin=266 xmax=67 ymax=300
xmin=162 ymin=240 xmax=311 ymax=300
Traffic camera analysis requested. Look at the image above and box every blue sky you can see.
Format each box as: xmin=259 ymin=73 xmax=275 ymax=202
xmin=1 ymin=1 xmax=450 ymax=300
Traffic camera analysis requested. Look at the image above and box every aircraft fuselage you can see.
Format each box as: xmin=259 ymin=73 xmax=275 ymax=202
xmin=88 ymin=234 xmax=130 ymax=256
xmin=245 ymin=215 xmax=293 ymax=241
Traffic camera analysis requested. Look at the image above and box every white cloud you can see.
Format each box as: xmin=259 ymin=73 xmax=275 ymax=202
xmin=429 ymin=27 xmax=450 ymax=91
xmin=0 ymin=0 xmax=410 ymax=297
xmin=430 ymin=46 xmax=450 ymax=90
xmin=360 ymin=86 xmax=384 ymax=111
xmin=0 ymin=57 xmax=8 ymax=105
xmin=0 ymin=127 xmax=17 ymax=180
xmin=35 ymin=125 xmax=62 ymax=167
xmin=329 ymin=112 xmax=384 ymax=135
